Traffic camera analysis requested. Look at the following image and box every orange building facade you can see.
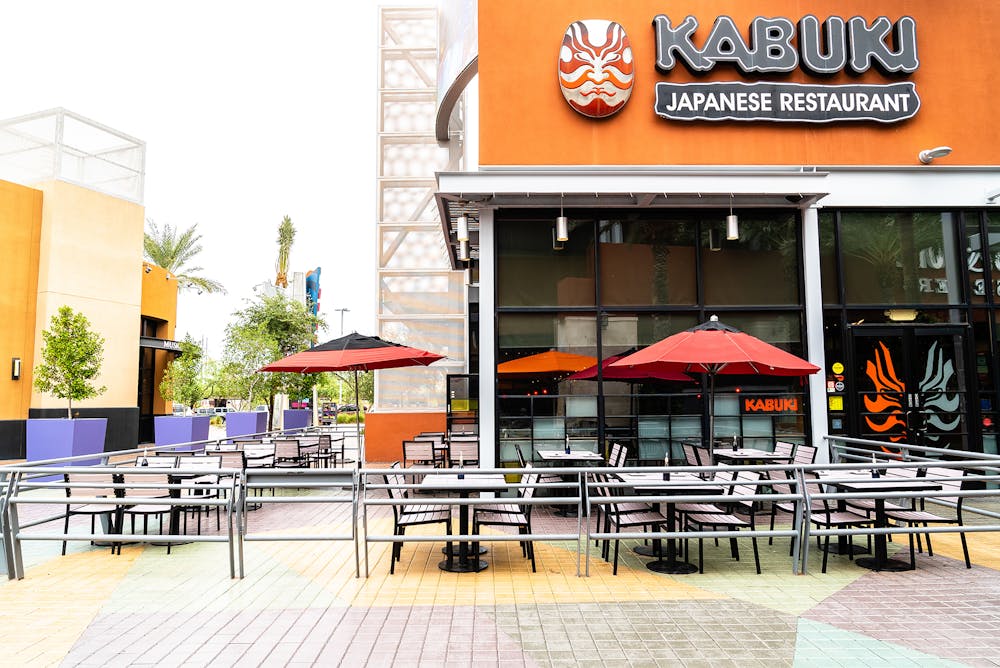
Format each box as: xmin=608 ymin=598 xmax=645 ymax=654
xmin=428 ymin=0 xmax=1000 ymax=466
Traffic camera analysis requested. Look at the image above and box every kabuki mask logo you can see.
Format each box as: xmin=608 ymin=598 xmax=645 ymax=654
xmin=559 ymin=19 xmax=634 ymax=118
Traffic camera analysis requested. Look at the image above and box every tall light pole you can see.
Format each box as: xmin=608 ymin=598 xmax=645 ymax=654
xmin=334 ymin=308 xmax=350 ymax=335
xmin=333 ymin=308 xmax=350 ymax=403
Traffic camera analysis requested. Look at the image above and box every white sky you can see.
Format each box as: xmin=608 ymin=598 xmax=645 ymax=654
xmin=1 ymin=1 xmax=429 ymax=358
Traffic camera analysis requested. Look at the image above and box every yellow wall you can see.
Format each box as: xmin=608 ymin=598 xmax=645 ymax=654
xmin=141 ymin=262 xmax=179 ymax=415
xmin=0 ymin=180 xmax=43 ymax=420
xmin=32 ymin=180 xmax=145 ymax=411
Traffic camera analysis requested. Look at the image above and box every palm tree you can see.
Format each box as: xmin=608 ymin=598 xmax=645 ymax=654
xmin=275 ymin=215 xmax=295 ymax=288
xmin=143 ymin=219 xmax=226 ymax=294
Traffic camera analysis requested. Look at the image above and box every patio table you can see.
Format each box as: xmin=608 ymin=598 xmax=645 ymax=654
xmin=537 ymin=450 xmax=604 ymax=516
xmin=712 ymin=448 xmax=791 ymax=465
xmin=614 ymin=471 xmax=723 ymax=574
xmin=817 ymin=470 xmax=940 ymax=571
xmin=419 ymin=473 xmax=508 ymax=573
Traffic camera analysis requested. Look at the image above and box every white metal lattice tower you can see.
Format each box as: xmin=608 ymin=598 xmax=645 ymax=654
xmin=376 ymin=7 xmax=466 ymax=411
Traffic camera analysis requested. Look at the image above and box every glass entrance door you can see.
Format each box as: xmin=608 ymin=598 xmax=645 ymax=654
xmin=850 ymin=325 xmax=970 ymax=451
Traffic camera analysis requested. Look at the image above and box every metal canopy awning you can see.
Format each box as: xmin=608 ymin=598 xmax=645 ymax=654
xmin=140 ymin=336 xmax=183 ymax=354
xmin=434 ymin=168 xmax=831 ymax=270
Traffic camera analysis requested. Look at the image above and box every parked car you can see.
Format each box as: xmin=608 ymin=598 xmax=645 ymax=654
xmin=214 ymin=406 xmax=235 ymax=415
xmin=171 ymin=405 xmax=189 ymax=416
xmin=254 ymin=405 xmax=269 ymax=412
xmin=338 ymin=403 xmax=359 ymax=413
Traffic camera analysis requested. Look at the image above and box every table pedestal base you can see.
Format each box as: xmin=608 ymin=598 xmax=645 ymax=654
xmin=647 ymin=559 xmax=698 ymax=574
xmin=438 ymin=558 xmax=488 ymax=573
xmin=442 ymin=545 xmax=487 ymax=556
xmin=823 ymin=542 xmax=868 ymax=555
xmin=855 ymin=556 xmax=912 ymax=572
xmin=634 ymin=544 xmax=657 ymax=557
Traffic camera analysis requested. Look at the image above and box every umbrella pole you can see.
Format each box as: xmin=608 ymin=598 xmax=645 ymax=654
xmin=707 ymin=372 xmax=716 ymax=464
xmin=354 ymin=369 xmax=363 ymax=467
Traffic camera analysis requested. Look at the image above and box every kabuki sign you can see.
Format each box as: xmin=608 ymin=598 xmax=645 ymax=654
xmin=653 ymin=15 xmax=921 ymax=123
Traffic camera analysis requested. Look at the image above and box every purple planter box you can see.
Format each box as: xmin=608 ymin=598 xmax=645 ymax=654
xmin=283 ymin=409 xmax=312 ymax=432
xmin=154 ymin=415 xmax=210 ymax=451
xmin=26 ymin=418 xmax=108 ymax=480
xmin=226 ymin=412 xmax=268 ymax=439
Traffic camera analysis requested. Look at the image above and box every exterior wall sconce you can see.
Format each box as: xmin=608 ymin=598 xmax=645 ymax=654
xmin=144 ymin=264 xmax=151 ymax=274
xmin=11 ymin=357 xmax=21 ymax=380
xmin=918 ymin=146 xmax=952 ymax=164
xmin=456 ymin=213 xmax=469 ymax=242
xmin=555 ymin=195 xmax=569 ymax=242
xmin=458 ymin=239 xmax=470 ymax=262
xmin=726 ymin=193 xmax=739 ymax=240
xmin=165 ymin=273 xmax=172 ymax=280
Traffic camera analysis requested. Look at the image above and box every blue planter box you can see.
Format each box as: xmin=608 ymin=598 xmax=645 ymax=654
xmin=226 ymin=412 xmax=268 ymax=439
xmin=26 ymin=418 xmax=108 ymax=480
xmin=154 ymin=415 xmax=210 ymax=451
xmin=283 ymin=409 xmax=312 ymax=431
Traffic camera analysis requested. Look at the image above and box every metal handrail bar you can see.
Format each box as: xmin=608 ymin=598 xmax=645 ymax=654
xmin=5 ymin=468 xmax=239 ymax=580
xmin=238 ymin=467 xmax=359 ymax=580
xmin=826 ymin=435 xmax=1000 ymax=461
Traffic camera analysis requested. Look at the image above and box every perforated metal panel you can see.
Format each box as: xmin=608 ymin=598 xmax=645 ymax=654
xmin=376 ymin=7 xmax=466 ymax=411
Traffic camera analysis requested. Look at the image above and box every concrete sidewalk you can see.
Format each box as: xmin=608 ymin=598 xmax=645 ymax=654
xmin=2 ymin=489 xmax=999 ymax=667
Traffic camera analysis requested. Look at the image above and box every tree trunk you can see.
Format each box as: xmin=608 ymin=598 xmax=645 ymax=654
xmin=67 ymin=397 xmax=73 ymax=420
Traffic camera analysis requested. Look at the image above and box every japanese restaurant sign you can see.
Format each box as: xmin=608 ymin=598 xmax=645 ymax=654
xmin=653 ymin=15 xmax=920 ymax=123
xmin=742 ymin=396 xmax=801 ymax=414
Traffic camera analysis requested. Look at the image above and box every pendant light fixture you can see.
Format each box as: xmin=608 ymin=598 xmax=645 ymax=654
xmin=458 ymin=239 xmax=470 ymax=262
xmin=555 ymin=194 xmax=569 ymax=242
xmin=456 ymin=212 xmax=469 ymax=242
xmin=726 ymin=193 xmax=739 ymax=240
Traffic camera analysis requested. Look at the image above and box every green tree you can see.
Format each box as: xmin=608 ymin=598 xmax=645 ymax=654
xmin=158 ymin=334 xmax=205 ymax=410
xmin=275 ymin=215 xmax=295 ymax=288
xmin=223 ymin=294 xmax=324 ymax=424
xmin=144 ymin=219 xmax=226 ymax=294
xmin=33 ymin=306 xmax=107 ymax=418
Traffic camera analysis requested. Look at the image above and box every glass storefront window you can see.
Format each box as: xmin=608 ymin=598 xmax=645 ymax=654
xmin=819 ymin=211 xmax=838 ymax=305
xmin=701 ymin=212 xmax=799 ymax=306
xmin=497 ymin=214 xmax=595 ymax=307
xmin=598 ymin=216 xmax=697 ymax=306
xmin=967 ymin=215 xmax=1000 ymax=305
xmin=840 ymin=211 xmax=961 ymax=305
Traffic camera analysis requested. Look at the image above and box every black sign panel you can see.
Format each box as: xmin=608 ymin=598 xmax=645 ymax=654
xmin=654 ymin=81 xmax=919 ymax=123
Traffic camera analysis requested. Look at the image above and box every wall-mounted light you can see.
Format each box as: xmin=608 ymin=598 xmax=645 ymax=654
xmin=709 ymin=228 xmax=722 ymax=251
xmin=918 ymin=146 xmax=952 ymax=164
xmin=555 ymin=194 xmax=569 ymax=242
xmin=144 ymin=264 xmax=151 ymax=274
xmin=458 ymin=239 xmax=470 ymax=262
xmin=165 ymin=273 xmax=172 ymax=280
xmin=11 ymin=357 xmax=21 ymax=380
xmin=456 ymin=213 xmax=469 ymax=242
xmin=726 ymin=193 xmax=739 ymax=240
xmin=885 ymin=308 xmax=918 ymax=322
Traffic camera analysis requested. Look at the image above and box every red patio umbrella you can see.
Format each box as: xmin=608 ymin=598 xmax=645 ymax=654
xmin=259 ymin=332 xmax=445 ymax=463
xmin=610 ymin=316 xmax=820 ymax=458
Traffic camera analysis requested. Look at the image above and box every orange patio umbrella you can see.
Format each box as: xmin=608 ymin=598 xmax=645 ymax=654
xmin=497 ymin=350 xmax=597 ymax=376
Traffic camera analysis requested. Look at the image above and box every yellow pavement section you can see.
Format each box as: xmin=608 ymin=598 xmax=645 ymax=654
xmin=0 ymin=546 xmax=142 ymax=667
xmin=918 ymin=529 xmax=1000 ymax=569
xmin=257 ymin=518 xmax=724 ymax=608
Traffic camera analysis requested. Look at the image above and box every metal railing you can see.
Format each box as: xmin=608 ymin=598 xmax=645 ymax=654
xmin=4 ymin=434 xmax=1000 ymax=580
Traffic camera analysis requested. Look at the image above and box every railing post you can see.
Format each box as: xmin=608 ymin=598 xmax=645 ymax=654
xmin=7 ymin=472 xmax=25 ymax=580
xmin=798 ymin=467 xmax=812 ymax=575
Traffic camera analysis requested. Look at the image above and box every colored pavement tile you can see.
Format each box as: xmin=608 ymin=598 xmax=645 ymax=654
xmin=1 ymin=486 xmax=999 ymax=666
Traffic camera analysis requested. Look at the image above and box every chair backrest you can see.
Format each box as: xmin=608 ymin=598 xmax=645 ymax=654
xmin=514 ymin=444 xmax=527 ymax=468
xmin=235 ymin=440 xmax=262 ymax=448
xmin=729 ymin=470 xmax=763 ymax=511
xmin=121 ymin=472 xmax=172 ymax=499
xmin=317 ymin=433 xmax=331 ymax=448
xmin=64 ymin=472 xmax=116 ymax=500
xmin=136 ymin=455 xmax=178 ymax=468
xmin=682 ymin=442 xmax=701 ymax=467
xmin=449 ymin=441 xmax=479 ymax=464
xmin=402 ymin=440 xmax=435 ymax=464
xmin=215 ymin=450 xmax=246 ymax=471
xmin=793 ymin=443 xmax=817 ymax=465
xmin=177 ymin=455 xmax=221 ymax=470
xmin=244 ymin=444 xmax=275 ymax=469
xmin=694 ymin=445 xmax=711 ymax=467
xmin=772 ymin=441 xmax=796 ymax=460
xmin=298 ymin=440 xmax=319 ymax=457
xmin=608 ymin=442 xmax=627 ymax=467
xmin=924 ymin=466 xmax=967 ymax=495
xmin=274 ymin=439 xmax=301 ymax=460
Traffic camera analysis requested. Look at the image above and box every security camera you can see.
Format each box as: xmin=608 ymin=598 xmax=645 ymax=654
xmin=986 ymin=187 xmax=1000 ymax=204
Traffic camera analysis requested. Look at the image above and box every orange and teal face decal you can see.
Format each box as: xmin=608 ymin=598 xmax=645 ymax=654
xmin=862 ymin=339 xmax=961 ymax=449
xmin=558 ymin=19 xmax=634 ymax=118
